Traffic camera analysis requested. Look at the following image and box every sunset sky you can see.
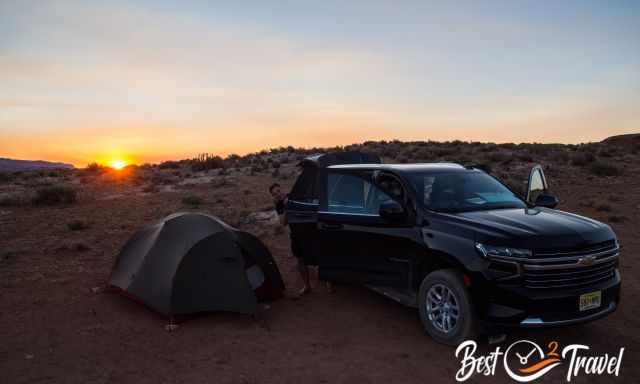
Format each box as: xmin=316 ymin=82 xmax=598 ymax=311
xmin=1 ymin=1 xmax=639 ymax=167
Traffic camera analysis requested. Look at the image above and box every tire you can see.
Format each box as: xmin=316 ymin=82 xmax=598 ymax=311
xmin=418 ymin=269 xmax=477 ymax=346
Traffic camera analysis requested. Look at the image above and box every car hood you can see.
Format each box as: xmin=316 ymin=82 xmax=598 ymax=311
xmin=446 ymin=208 xmax=615 ymax=250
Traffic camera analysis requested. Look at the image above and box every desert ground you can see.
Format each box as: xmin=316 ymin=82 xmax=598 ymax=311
xmin=1 ymin=136 xmax=639 ymax=383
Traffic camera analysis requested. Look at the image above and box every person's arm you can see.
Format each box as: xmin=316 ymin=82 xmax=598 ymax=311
xmin=280 ymin=197 xmax=288 ymax=226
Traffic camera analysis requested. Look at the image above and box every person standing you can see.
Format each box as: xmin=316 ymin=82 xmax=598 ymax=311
xmin=269 ymin=183 xmax=311 ymax=296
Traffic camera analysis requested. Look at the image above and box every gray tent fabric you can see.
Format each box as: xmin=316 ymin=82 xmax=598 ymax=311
xmin=109 ymin=212 xmax=285 ymax=317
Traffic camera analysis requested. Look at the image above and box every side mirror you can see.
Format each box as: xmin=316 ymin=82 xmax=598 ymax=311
xmin=526 ymin=165 xmax=549 ymax=204
xmin=379 ymin=200 xmax=405 ymax=221
xmin=534 ymin=194 xmax=559 ymax=209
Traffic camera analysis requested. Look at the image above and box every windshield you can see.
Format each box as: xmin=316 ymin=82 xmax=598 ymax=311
xmin=409 ymin=171 xmax=526 ymax=213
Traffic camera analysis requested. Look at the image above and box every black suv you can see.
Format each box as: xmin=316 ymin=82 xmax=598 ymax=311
xmin=286 ymin=152 xmax=621 ymax=345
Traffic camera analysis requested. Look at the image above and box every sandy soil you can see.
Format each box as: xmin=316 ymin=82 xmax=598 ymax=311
xmin=1 ymin=151 xmax=640 ymax=383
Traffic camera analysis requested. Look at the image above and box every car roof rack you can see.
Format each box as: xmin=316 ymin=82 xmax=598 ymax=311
xmin=464 ymin=163 xmax=492 ymax=173
xmin=298 ymin=151 xmax=382 ymax=168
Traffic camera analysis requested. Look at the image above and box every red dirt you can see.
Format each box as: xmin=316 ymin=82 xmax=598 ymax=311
xmin=2 ymin=155 xmax=639 ymax=383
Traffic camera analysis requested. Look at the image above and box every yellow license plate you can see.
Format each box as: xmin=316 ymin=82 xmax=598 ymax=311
xmin=579 ymin=291 xmax=601 ymax=311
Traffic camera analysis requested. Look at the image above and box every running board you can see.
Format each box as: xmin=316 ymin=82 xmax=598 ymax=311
xmin=365 ymin=285 xmax=418 ymax=308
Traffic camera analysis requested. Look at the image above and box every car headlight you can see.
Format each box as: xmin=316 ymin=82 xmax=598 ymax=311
xmin=475 ymin=242 xmax=532 ymax=259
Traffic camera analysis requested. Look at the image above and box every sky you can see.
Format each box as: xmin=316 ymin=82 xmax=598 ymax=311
xmin=1 ymin=0 xmax=639 ymax=167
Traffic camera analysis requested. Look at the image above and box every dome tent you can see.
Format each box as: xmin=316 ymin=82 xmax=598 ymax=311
xmin=109 ymin=212 xmax=284 ymax=317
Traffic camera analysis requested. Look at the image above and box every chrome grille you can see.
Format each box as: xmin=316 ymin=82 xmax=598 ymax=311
xmin=522 ymin=240 xmax=619 ymax=289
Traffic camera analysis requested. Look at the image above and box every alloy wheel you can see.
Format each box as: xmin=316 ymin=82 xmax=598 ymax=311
xmin=425 ymin=283 xmax=459 ymax=333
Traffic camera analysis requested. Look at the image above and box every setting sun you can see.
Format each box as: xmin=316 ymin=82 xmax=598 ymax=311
xmin=109 ymin=159 xmax=127 ymax=170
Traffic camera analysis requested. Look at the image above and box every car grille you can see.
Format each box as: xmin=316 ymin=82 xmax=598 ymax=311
xmin=522 ymin=240 xmax=619 ymax=289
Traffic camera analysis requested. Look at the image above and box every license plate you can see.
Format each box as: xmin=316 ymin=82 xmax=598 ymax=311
xmin=579 ymin=291 xmax=601 ymax=311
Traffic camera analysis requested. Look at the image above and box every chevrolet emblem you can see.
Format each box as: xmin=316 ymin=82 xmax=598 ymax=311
xmin=577 ymin=255 xmax=597 ymax=266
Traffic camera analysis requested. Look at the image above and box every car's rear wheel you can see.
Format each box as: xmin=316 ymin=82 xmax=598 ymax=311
xmin=418 ymin=269 xmax=477 ymax=345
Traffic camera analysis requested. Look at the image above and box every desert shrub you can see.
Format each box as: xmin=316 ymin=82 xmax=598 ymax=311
xmin=67 ymin=220 xmax=89 ymax=231
xmin=250 ymin=164 xmax=265 ymax=174
xmin=608 ymin=215 xmax=627 ymax=223
xmin=85 ymin=162 xmax=107 ymax=174
xmin=580 ymin=199 xmax=595 ymax=208
xmin=71 ymin=241 xmax=91 ymax=252
xmin=433 ymin=147 xmax=456 ymax=157
xmin=571 ymin=151 xmax=596 ymax=166
xmin=551 ymin=151 xmax=570 ymax=164
xmin=211 ymin=177 xmax=228 ymax=188
xmin=159 ymin=160 xmax=181 ymax=169
xmin=608 ymin=194 xmax=622 ymax=203
xmin=598 ymin=147 xmax=617 ymax=158
xmin=498 ymin=143 xmax=517 ymax=150
xmin=191 ymin=154 xmax=225 ymax=172
xmin=589 ymin=161 xmax=620 ymax=176
xmin=486 ymin=151 xmax=512 ymax=163
xmin=0 ymin=192 xmax=27 ymax=206
xmin=396 ymin=155 xmax=409 ymax=163
xmin=47 ymin=170 xmax=63 ymax=178
xmin=0 ymin=172 xmax=15 ymax=183
xmin=412 ymin=147 xmax=431 ymax=161
xmin=142 ymin=184 xmax=158 ymax=193
xmin=452 ymin=156 xmax=472 ymax=164
xmin=151 ymin=172 xmax=175 ymax=185
xmin=32 ymin=185 xmax=77 ymax=205
xmin=182 ymin=195 xmax=204 ymax=206
xmin=477 ymin=143 xmax=498 ymax=153
xmin=515 ymin=153 xmax=533 ymax=162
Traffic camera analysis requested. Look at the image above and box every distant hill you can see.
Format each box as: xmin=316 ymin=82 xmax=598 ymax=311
xmin=0 ymin=158 xmax=74 ymax=172
xmin=602 ymin=133 xmax=640 ymax=148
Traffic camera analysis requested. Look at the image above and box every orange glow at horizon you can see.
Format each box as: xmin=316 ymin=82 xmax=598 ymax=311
xmin=1 ymin=1 xmax=638 ymax=168
xmin=109 ymin=159 xmax=127 ymax=170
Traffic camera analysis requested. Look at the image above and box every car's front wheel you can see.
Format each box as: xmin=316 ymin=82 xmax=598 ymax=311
xmin=418 ymin=269 xmax=477 ymax=345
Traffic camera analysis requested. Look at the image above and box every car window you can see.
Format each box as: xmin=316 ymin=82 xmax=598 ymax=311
xmin=409 ymin=171 xmax=526 ymax=213
xmin=289 ymin=167 xmax=318 ymax=203
xmin=327 ymin=173 xmax=395 ymax=215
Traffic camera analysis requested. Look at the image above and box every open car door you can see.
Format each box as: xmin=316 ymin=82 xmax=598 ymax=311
xmin=526 ymin=165 xmax=559 ymax=208
xmin=315 ymin=168 xmax=418 ymax=288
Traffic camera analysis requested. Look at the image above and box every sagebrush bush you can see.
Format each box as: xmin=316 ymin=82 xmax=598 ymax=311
xmin=0 ymin=172 xmax=15 ymax=183
xmin=0 ymin=193 xmax=26 ymax=206
xmin=159 ymin=160 xmax=181 ymax=169
xmin=552 ymin=151 xmax=570 ymax=164
xmin=32 ymin=185 xmax=77 ymax=205
xmin=191 ymin=154 xmax=226 ymax=172
xmin=596 ymin=203 xmax=612 ymax=212
xmin=67 ymin=220 xmax=89 ymax=231
xmin=84 ymin=162 xmax=107 ymax=174
xmin=151 ymin=172 xmax=175 ymax=185
xmin=589 ymin=161 xmax=620 ymax=176
xmin=486 ymin=151 xmax=512 ymax=163
xmin=181 ymin=195 xmax=204 ymax=206
xmin=571 ymin=151 xmax=596 ymax=166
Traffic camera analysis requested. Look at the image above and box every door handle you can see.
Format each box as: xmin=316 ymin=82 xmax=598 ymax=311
xmin=320 ymin=223 xmax=343 ymax=230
